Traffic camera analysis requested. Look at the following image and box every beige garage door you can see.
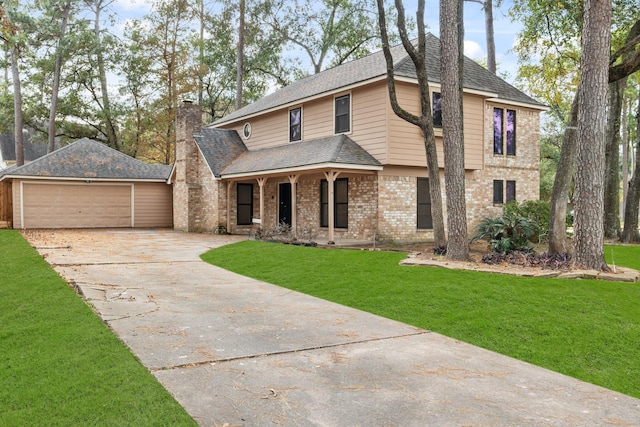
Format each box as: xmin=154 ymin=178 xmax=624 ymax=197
xmin=22 ymin=183 xmax=132 ymax=228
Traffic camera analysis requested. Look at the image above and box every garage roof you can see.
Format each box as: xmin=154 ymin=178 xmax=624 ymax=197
xmin=0 ymin=138 xmax=172 ymax=182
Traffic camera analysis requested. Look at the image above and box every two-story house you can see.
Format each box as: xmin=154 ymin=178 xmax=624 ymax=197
xmin=173 ymin=34 xmax=546 ymax=243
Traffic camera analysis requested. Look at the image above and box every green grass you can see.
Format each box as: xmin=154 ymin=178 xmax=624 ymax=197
xmin=0 ymin=230 xmax=196 ymax=426
xmin=202 ymin=240 xmax=640 ymax=399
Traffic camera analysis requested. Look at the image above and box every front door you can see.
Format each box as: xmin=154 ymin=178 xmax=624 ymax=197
xmin=278 ymin=183 xmax=292 ymax=227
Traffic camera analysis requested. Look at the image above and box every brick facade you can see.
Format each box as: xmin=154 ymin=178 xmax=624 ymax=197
xmin=174 ymin=102 xmax=540 ymax=243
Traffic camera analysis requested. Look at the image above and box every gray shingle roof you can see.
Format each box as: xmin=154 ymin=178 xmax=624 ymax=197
xmin=214 ymin=33 xmax=544 ymax=126
xmin=194 ymin=128 xmax=247 ymax=177
xmin=221 ymin=134 xmax=382 ymax=177
xmin=0 ymin=138 xmax=171 ymax=181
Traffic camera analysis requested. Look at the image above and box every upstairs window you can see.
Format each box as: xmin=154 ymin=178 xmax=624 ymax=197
xmin=494 ymin=107 xmax=517 ymax=155
xmin=289 ymin=107 xmax=302 ymax=142
xmin=432 ymin=92 xmax=442 ymax=128
xmin=334 ymin=94 xmax=351 ymax=134
xmin=506 ymin=109 xmax=516 ymax=155
xmin=493 ymin=108 xmax=503 ymax=154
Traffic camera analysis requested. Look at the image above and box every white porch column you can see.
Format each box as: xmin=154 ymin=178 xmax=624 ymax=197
xmin=226 ymin=180 xmax=233 ymax=233
xmin=257 ymin=177 xmax=267 ymax=226
xmin=288 ymin=174 xmax=299 ymax=237
xmin=324 ymin=170 xmax=341 ymax=244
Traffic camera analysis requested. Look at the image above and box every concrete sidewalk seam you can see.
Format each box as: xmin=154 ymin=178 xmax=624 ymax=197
xmin=150 ymin=330 xmax=432 ymax=372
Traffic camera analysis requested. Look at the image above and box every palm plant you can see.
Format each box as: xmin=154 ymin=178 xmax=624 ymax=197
xmin=471 ymin=211 xmax=540 ymax=254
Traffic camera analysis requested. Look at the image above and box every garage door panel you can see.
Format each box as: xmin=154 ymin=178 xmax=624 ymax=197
xmin=23 ymin=183 xmax=132 ymax=228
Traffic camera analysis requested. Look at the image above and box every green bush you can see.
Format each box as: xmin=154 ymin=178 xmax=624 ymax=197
xmin=471 ymin=211 xmax=540 ymax=254
xmin=504 ymin=200 xmax=549 ymax=239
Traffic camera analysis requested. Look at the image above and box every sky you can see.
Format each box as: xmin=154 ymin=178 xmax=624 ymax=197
xmin=109 ymin=0 xmax=523 ymax=83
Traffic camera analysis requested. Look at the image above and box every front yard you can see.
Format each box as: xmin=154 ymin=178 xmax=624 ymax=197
xmin=0 ymin=230 xmax=196 ymax=426
xmin=202 ymin=240 xmax=640 ymax=399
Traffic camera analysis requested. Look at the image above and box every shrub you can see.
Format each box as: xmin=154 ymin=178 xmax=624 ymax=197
xmin=471 ymin=211 xmax=540 ymax=254
xmin=504 ymin=200 xmax=549 ymax=242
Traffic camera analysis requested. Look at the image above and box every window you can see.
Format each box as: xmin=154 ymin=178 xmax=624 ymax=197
xmin=506 ymin=180 xmax=516 ymax=203
xmin=432 ymin=92 xmax=442 ymax=128
xmin=493 ymin=108 xmax=503 ymax=154
xmin=242 ymin=123 xmax=252 ymax=139
xmin=493 ymin=180 xmax=504 ymax=204
xmin=417 ymin=178 xmax=433 ymax=229
xmin=320 ymin=178 xmax=348 ymax=228
xmin=506 ymin=109 xmax=516 ymax=155
xmin=494 ymin=107 xmax=517 ymax=155
xmin=334 ymin=94 xmax=350 ymax=134
xmin=237 ymin=183 xmax=253 ymax=225
xmin=493 ymin=180 xmax=516 ymax=204
xmin=289 ymin=107 xmax=302 ymax=142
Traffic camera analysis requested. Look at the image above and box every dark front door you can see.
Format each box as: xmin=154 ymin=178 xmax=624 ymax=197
xmin=279 ymin=183 xmax=292 ymax=227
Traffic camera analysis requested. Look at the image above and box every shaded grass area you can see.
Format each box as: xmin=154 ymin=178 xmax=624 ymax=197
xmin=0 ymin=230 xmax=196 ymax=426
xmin=202 ymin=240 xmax=640 ymax=399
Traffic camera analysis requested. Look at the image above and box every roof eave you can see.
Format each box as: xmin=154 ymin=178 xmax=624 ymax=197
xmin=486 ymin=97 xmax=549 ymax=111
xmin=221 ymin=162 xmax=383 ymax=180
xmin=0 ymin=175 xmax=171 ymax=183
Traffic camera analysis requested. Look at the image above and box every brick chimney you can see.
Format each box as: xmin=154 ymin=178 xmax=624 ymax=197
xmin=174 ymin=101 xmax=203 ymax=231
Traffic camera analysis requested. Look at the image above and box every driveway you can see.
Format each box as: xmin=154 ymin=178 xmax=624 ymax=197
xmin=25 ymin=229 xmax=640 ymax=426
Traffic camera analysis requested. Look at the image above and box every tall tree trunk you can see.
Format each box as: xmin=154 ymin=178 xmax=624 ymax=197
xmin=441 ymin=0 xmax=468 ymax=260
xmin=376 ymin=0 xmax=447 ymax=250
xmin=235 ymin=0 xmax=245 ymax=111
xmin=603 ymin=78 xmax=625 ymax=237
xmin=621 ymin=95 xmax=629 ymax=218
xmin=10 ymin=44 xmax=23 ymax=167
xmin=620 ymin=87 xmax=640 ymax=243
xmin=198 ymin=0 xmax=204 ymax=107
xmin=573 ymin=0 xmax=611 ymax=271
xmin=484 ymin=0 xmax=496 ymax=74
xmin=548 ymin=95 xmax=579 ymax=254
xmin=93 ymin=0 xmax=119 ymax=150
xmin=47 ymin=0 xmax=71 ymax=154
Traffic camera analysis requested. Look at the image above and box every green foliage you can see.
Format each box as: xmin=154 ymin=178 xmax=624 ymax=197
xmin=0 ymin=231 xmax=196 ymax=426
xmin=202 ymin=240 xmax=640 ymax=399
xmin=471 ymin=209 xmax=540 ymax=253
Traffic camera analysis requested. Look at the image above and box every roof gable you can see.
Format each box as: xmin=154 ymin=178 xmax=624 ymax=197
xmin=214 ymin=33 xmax=543 ymax=126
xmin=1 ymin=138 xmax=171 ymax=181
xmin=194 ymin=128 xmax=248 ymax=177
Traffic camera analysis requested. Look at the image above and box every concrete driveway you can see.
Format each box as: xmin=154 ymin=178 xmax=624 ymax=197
xmin=25 ymin=229 xmax=640 ymax=426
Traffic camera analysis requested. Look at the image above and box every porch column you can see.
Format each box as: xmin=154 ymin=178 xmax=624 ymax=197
xmin=257 ymin=177 xmax=267 ymax=226
xmin=288 ymin=174 xmax=299 ymax=237
xmin=226 ymin=180 xmax=233 ymax=233
xmin=324 ymin=170 xmax=341 ymax=244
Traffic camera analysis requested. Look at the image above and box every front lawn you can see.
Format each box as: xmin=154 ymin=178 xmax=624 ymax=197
xmin=202 ymin=241 xmax=640 ymax=399
xmin=0 ymin=230 xmax=196 ymax=426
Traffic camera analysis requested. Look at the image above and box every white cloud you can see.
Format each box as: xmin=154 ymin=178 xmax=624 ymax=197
xmin=463 ymin=40 xmax=485 ymax=60
xmin=113 ymin=0 xmax=151 ymax=14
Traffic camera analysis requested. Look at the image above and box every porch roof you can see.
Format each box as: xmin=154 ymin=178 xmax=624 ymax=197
xmin=219 ymin=134 xmax=383 ymax=179
xmin=194 ymin=128 xmax=383 ymax=179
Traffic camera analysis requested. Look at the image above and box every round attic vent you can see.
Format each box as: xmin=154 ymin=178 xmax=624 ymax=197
xmin=242 ymin=122 xmax=252 ymax=139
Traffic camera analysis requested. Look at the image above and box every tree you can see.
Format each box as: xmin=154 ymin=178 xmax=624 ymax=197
xmin=465 ymin=0 xmax=497 ymax=74
xmin=236 ymin=0 xmax=245 ymax=110
xmin=265 ymin=0 xmax=390 ymax=75
xmin=0 ymin=2 xmax=25 ymax=166
xmin=376 ymin=0 xmax=447 ymax=251
xmin=572 ymin=0 xmax=611 ymax=270
xmin=620 ymin=85 xmax=640 ymax=242
xmin=440 ymin=0 xmax=469 ymax=260
xmin=47 ymin=0 xmax=72 ymax=154
xmin=511 ymin=0 xmax=640 ymax=253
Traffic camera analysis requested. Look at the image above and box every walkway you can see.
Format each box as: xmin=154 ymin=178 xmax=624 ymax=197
xmin=25 ymin=229 xmax=640 ymax=426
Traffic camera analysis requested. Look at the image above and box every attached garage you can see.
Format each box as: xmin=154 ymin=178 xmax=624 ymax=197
xmin=1 ymin=138 xmax=173 ymax=229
